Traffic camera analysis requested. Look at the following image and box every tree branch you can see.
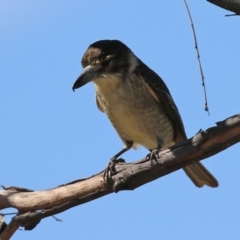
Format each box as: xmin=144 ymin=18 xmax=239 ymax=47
xmin=0 ymin=216 xmax=20 ymax=240
xmin=207 ymin=0 xmax=240 ymax=16
xmin=0 ymin=113 xmax=240 ymax=239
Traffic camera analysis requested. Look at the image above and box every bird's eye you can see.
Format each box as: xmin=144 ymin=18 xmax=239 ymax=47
xmin=102 ymin=59 xmax=111 ymax=67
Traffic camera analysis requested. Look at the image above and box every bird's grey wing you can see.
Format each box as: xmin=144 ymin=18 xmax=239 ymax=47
xmin=134 ymin=60 xmax=218 ymax=188
xmin=134 ymin=60 xmax=187 ymax=141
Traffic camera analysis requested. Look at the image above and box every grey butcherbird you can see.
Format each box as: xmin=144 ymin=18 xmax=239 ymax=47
xmin=72 ymin=39 xmax=218 ymax=188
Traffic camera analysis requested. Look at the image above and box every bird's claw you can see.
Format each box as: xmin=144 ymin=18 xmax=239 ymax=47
xmin=147 ymin=149 xmax=160 ymax=165
xmin=147 ymin=147 xmax=168 ymax=165
xmin=103 ymin=158 xmax=125 ymax=182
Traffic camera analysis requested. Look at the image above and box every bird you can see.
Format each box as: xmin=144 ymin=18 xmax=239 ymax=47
xmin=72 ymin=39 xmax=218 ymax=188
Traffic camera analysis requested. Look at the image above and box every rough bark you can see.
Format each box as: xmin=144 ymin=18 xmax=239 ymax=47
xmin=0 ymin=113 xmax=240 ymax=239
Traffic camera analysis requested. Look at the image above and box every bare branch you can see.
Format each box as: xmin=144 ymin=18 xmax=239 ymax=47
xmin=0 ymin=114 xmax=240 ymax=238
xmin=0 ymin=215 xmax=20 ymax=240
xmin=183 ymin=0 xmax=210 ymax=114
xmin=207 ymin=0 xmax=240 ymax=16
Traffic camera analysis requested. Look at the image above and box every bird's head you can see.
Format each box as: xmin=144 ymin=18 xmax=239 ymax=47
xmin=72 ymin=40 xmax=137 ymax=91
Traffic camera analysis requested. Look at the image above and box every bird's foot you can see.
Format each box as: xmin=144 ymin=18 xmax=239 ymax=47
xmin=103 ymin=158 xmax=125 ymax=181
xmin=147 ymin=148 xmax=167 ymax=165
xmin=147 ymin=149 xmax=159 ymax=165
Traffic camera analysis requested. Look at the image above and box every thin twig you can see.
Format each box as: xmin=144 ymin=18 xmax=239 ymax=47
xmin=0 ymin=212 xmax=17 ymax=216
xmin=225 ymin=14 xmax=239 ymax=17
xmin=52 ymin=215 xmax=63 ymax=222
xmin=183 ymin=0 xmax=210 ymax=115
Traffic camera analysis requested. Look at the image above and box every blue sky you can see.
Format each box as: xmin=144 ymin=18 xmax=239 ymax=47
xmin=1 ymin=1 xmax=240 ymax=239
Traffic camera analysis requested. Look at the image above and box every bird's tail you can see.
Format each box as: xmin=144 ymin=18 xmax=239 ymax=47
xmin=183 ymin=162 xmax=218 ymax=188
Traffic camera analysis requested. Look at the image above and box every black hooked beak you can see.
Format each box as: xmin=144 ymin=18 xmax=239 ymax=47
xmin=72 ymin=65 xmax=100 ymax=91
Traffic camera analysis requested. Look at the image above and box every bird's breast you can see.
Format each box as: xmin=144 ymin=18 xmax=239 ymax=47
xmin=94 ymin=74 xmax=175 ymax=149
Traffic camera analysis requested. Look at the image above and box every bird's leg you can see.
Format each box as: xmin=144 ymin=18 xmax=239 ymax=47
xmin=148 ymin=137 xmax=164 ymax=165
xmin=103 ymin=142 xmax=132 ymax=180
